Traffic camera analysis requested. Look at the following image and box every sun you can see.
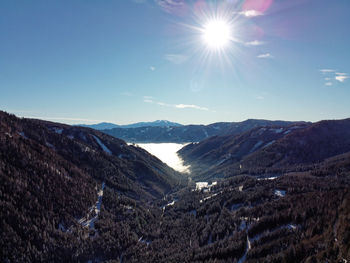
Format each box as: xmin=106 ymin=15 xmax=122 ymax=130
xmin=202 ymin=19 xmax=232 ymax=50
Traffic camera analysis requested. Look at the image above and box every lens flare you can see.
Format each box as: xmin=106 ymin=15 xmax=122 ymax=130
xmin=202 ymin=19 xmax=231 ymax=50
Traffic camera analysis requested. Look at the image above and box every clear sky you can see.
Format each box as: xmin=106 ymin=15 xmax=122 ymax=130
xmin=1 ymin=0 xmax=349 ymax=125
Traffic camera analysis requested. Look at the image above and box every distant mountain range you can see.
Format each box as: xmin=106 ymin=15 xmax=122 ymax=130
xmin=102 ymin=119 xmax=308 ymax=143
xmin=179 ymin=118 xmax=350 ymax=181
xmin=78 ymin=120 xmax=183 ymax=130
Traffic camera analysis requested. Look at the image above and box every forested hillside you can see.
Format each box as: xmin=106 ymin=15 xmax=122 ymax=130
xmin=0 ymin=111 xmax=184 ymax=261
xmin=179 ymin=119 xmax=350 ymax=181
xmin=1 ymin=112 xmax=349 ymax=262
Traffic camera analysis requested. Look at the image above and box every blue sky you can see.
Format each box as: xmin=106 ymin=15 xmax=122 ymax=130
xmin=1 ymin=0 xmax=349 ymax=125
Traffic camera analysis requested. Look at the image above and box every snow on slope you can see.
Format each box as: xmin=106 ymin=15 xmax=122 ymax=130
xmin=92 ymin=135 xmax=112 ymax=155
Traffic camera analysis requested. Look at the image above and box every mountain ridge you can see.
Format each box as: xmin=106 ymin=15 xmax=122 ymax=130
xmin=78 ymin=120 xmax=183 ymax=130
xmin=102 ymin=119 xmax=309 ymax=143
xmin=178 ymin=118 xmax=350 ymax=180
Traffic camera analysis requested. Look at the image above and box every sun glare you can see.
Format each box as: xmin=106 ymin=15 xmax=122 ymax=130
xmin=202 ymin=19 xmax=232 ymax=50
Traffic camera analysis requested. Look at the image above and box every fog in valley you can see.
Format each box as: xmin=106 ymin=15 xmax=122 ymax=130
xmin=136 ymin=143 xmax=190 ymax=173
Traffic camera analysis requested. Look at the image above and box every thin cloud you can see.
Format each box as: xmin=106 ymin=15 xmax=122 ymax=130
xmin=319 ymin=69 xmax=349 ymax=84
xmin=150 ymin=66 xmax=156 ymax=71
xmin=164 ymin=54 xmax=188 ymax=64
xmin=319 ymin=69 xmax=335 ymax=73
xmin=143 ymin=97 xmax=210 ymax=111
xmin=237 ymin=10 xmax=263 ymax=17
xmin=120 ymin=91 xmax=133 ymax=97
xmin=256 ymin=95 xmax=264 ymax=100
xmin=143 ymin=96 xmax=154 ymax=103
xmin=245 ymin=40 xmax=265 ymax=46
xmin=335 ymin=72 xmax=349 ymax=82
xmin=257 ymin=53 xmax=272 ymax=59
xmin=335 ymin=75 xmax=349 ymax=83
xmin=132 ymin=0 xmax=146 ymax=3
xmin=175 ymin=104 xmax=209 ymax=111
xmin=143 ymin=95 xmax=154 ymax=103
xmin=156 ymin=0 xmax=187 ymax=15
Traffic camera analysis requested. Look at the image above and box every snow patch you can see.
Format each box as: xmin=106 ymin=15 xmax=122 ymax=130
xmin=165 ymin=200 xmax=176 ymax=207
xmin=92 ymin=135 xmax=112 ymax=155
xmin=196 ymin=182 xmax=208 ymax=190
xmin=162 ymin=199 xmax=178 ymax=212
xmin=274 ymin=189 xmax=286 ymax=197
xmin=257 ymin=127 xmax=267 ymax=135
xmin=216 ymin=153 xmax=231 ymax=166
xmin=238 ymin=236 xmax=251 ymax=263
xmin=78 ymin=182 xmax=105 ymax=230
xmin=263 ymin=140 xmax=275 ymax=148
xmin=200 ymin=192 xmax=220 ymax=203
xmin=53 ymin=128 xmax=63 ymax=134
xmin=195 ymin=181 xmax=217 ymax=191
xmin=270 ymin=128 xmax=283 ymax=133
xmin=203 ymin=130 xmax=209 ymax=138
xmin=257 ymin=176 xmax=278 ymax=181
xmin=249 ymin=141 xmax=264 ymax=153
xmin=138 ymin=236 xmax=152 ymax=246
xmin=249 ymin=223 xmax=298 ymax=244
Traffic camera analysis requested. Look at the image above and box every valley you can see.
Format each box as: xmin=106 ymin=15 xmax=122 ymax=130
xmin=1 ymin=111 xmax=350 ymax=262
xmin=132 ymin=143 xmax=190 ymax=173
xmin=2 ymin=1 xmax=349 ymax=262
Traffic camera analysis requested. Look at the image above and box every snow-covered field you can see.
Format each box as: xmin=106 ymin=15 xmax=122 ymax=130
xmin=135 ymin=143 xmax=190 ymax=173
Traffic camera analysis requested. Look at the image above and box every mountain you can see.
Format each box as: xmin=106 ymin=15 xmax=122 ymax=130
xmin=0 ymin=111 xmax=186 ymax=261
xmin=78 ymin=120 xmax=182 ymax=130
xmin=179 ymin=119 xmax=350 ymax=180
xmin=1 ymin=112 xmax=350 ymax=262
xmin=102 ymin=119 xmax=306 ymax=143
xmin=0 ymin=112 xmax=185 ymax=199
xmin=77 ymin=122 xmax=120 ymax=130
xmin=120 ymin=120 xmax=183 ymax=129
